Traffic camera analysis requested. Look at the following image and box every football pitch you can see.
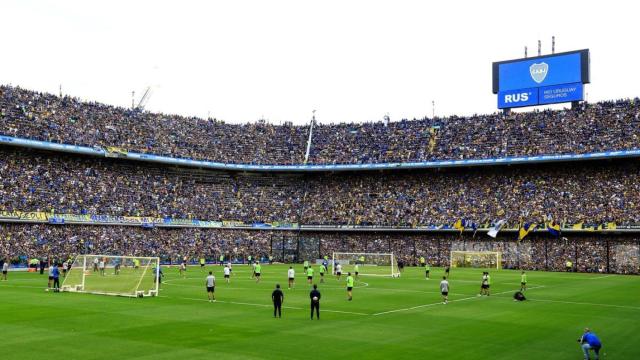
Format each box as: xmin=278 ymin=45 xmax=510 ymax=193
xmin=2 ymin=265 xmax=639 ymax=359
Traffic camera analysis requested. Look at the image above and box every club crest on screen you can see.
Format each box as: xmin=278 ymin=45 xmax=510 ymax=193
xmin=529 ymin=62 xmax=549 ymax=83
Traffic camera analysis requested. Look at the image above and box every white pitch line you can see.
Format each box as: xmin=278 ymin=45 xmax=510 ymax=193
xmin=585 ymin=274 xmax=615 ymax=280
xmin=372 ymin=286 xmax=545 ymax=316
xmin=521 ymin=298 xmax=640 ymax=310
xmin=161 ymin=296 xmax=369 ymax=316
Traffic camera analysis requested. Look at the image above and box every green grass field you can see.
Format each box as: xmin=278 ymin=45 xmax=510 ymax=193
xmin=2 ymin=265 xmax=639 ymax=359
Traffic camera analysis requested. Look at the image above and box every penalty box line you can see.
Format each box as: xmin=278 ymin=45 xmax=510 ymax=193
xmin=372 ymin=286 xmax=545 ymax=316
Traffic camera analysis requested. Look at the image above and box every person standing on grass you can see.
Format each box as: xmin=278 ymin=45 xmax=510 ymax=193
xmin=206 ymin=271 xmax=216 ymax=303
xmin=288 ymin=266 xmax=295 ymax=289
xmin=440 ymin=276 xmax=449 ymax=304
xmin=354 ymin=263 xmax=360 ymax=280
xmin=303 ymin=260 xmax=309 ymax=273
xmin=425 ymin=263 xmax=431 ymax=280
xmin=223 ymin=265 xmax=231 ymax=284
xmin=52 ymin=263 xmax=60 ymax=292
xmin=346 ymin=272 xmax=354 ymax=301
xmin=272 ymin=284 xmax=284 ymax=318
xmin=578 ymin=328 xmax=602 ymax=360
xmin=2 ymin=259 xmax=9 ymax=281
xmin=319 ymin=264 xmax=325 ymax=283
xmin=254 ymin=262 xmax=262 ymax=283
xmin=520 ymin=271 xmax=527 ymax=291
xmin=309 ymin=284 xmax=321 ymax=320
xmin=200 ymin=257 xmax=206 ymax=271
xmin=335 ymin=263 xmax=342 ymax=281
xmin=179 ymin=261 xmax=187 ymax=278
xmin=306 ymin=265 xmax=314 ymax=285
xmin=47 ymin=263 xmax=54 ymax=288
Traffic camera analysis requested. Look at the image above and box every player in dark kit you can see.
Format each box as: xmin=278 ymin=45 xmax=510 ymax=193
xmin=309 ymin=284 xmax=321 ymax=320
xmin=272 ymin=284 xmax=284 ymax=318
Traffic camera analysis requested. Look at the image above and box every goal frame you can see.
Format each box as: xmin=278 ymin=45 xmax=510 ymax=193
xmin=331 ymin=252 xmax=400 ymax=277
xmin=61 ymin=254 xmax=160 ymax=297
xmin=449 ymin=251 xmax=502 ymax=270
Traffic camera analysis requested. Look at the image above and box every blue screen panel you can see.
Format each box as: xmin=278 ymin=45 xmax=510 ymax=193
xmin=497 ymin=88 xmax=539 ymax=109
xmin=538 ymin=82 xmax=584 ymax=105
xmin=498 ymin=53 xmax=582 ymax=92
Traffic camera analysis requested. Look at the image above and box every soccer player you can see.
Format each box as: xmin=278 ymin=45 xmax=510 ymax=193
xmin=206 ymin=271 xmax=216 ymax=302
xmin=254 ymin=262 xmax=262 ymax=283
xmin=520 ymin=271 xmax=527 ymax=291
xmin=62 ymin=260 xmax=68 ymax=278
xmin=200 ymin=257 xmax=206 ymax=271
xmin=99 ymin=258 xmax=106 ymax=276
xmin=51 ymin=263 xmax=60 ymax=292
xmin=303 ymin=260 xmax=309 ymax=273
xmin=2 ymin=259 xmax=9 ymax=281
xmin=269 ymin=255 xmax=273 ymax=265
xmin=306 ymin=265 xmax=314 ymax=285
xmin=354 ymin=263 xmax=359 ymax=280
xmin=114 ymin=259 xmax=121 ymax=275
xmin=346 ymin=272 xmax=354 ymax=301
xmin=397 ymin=259 xmax=404 ymax=273
xmin=566 ymin=260 xmax=573 ymax=272
xmin=179 ymin=261 xmax=187 ymax=278
xmin=309 ymin=284 xmax=321 ymax=320
xmin=479 ymin=272 xmax=488 ymax=296
xmin=247 ymin=255 xmax=252 ymax=266
xmin=485 ymin=272 xmax=491 ymax=296
xmin=93 ymin=257 xmax=99 ymax=272
xmin=223 ymin=265 xmax=231 ymax=283
xmin=445 ymin=266 xmax=450 ymax=279
xmin=47 ymin=263 xmax=54 ymax=288
xmin=133 ymin=258 xmax=140 ymax=271
xmin=227 ymin=261 xmax=233 ymax=276
xmin=425 ymin=263 xmax=431 ymax=280
xmin=219 ymin=254 xmax=224 ymax=266
xmin=287 ymin=266 xmax=295 ymax=289
xmin=335 ymin=263 xmax=342 ymax=281
xmin=251 ymin=261 xmax=257 ymax=279
xmin=440 ymin=276 xmax=449 ymax=304
xmin=322 ymin=258 xmax=329 ymax=272
xmin=272 ymin=284 xmax=284 ymax=318
xmin=318 ymin=264 xmax=325 ymax=283
xmin=578 ymin=328 xmax=602 ymax=360
xmin=419 ymin=256 xmax=425 ymax=268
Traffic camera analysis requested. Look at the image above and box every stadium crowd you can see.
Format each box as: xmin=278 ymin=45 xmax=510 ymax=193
xmin=0 ymin=225 xmax=638 ymax=274
xmin=2 ymin=148 xmax=639 ymax=226
xmin=2 ymin=85 xmax=640 ymax=165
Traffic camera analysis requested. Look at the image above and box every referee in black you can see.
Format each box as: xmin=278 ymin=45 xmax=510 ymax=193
xmin=272 ymin=284 xmax=284 ymax=318
xmin=310 ymin=284 xmax=321 ymax=320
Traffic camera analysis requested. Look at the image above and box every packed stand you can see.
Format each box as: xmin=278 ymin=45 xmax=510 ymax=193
xmin=1 ymin=225 xmax=638 ymax=274
xmin=2 ymin=85 xmax=640 ymax=165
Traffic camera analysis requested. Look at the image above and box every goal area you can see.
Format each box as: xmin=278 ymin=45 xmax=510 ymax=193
xmin=61 ymin=255 xmax=160 ymax=297
xmin=331 ymin=252 xmax=400 ymax=277
xmin=450 ymin=251 xmax=502 ymax=270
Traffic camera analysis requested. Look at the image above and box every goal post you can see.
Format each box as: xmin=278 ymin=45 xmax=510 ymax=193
xmin=61 ymin=255 xmax=160 ymax=297
xmin=450 ymin=251 xmax=502 ymax=270
xmin=331 ymin=252 xmax=400 ymax=277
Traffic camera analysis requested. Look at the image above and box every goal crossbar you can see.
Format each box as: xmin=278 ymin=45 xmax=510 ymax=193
xmin=331 ymin=252 xmax=400 ymax=277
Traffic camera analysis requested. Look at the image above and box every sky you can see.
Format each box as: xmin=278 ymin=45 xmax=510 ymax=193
xmin=1 ymin=0 xmax=638 ymax=125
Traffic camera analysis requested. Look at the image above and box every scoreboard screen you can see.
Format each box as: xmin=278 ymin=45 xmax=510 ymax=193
xmin=492 ymin=49 xmax=590 ymax=109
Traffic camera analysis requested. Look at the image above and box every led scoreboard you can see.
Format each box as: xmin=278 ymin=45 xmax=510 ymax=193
xmin=492 ymin=49 xmax=590 ymax=109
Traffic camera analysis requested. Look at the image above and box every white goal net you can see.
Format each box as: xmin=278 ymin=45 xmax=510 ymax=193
xmin=61 ymin=255 xmax=160 ymax=297
xmin=450 ymin=251 xmax=502 ymax=270
xmin=331 ymin=252 xmax=400 ymax=277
